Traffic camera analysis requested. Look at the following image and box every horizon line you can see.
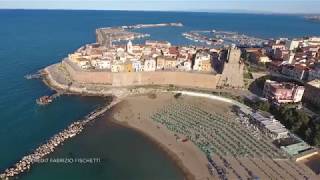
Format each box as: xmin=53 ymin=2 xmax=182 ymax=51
xmin=0 ymin=8 xmax=319 ymax=16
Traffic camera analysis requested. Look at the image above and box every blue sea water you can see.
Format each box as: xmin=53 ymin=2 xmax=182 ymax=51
xmin=1 ymin=9 xmax=320 ymax=179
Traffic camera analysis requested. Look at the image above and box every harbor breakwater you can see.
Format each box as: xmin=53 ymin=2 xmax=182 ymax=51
xmin=0 ymin=98 xmax=121 ymax=179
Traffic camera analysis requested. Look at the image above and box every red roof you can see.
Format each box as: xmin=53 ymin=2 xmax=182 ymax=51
xmin=270 ymin=61 xmax=283 ymax=67
xmin=294 ymin=64 xmax=310 ymax=71
xmin=169 ymin=47 xmax=179 ymax=55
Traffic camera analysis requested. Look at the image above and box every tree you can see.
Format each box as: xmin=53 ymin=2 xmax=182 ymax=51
xmin=257 ymin=101 xmax=270 ymax=112
xmin=296 ymin=110 xmax=310 ymax=125
xmin=304 ymin=127 xmax=313 ymax=143
xmin=313 ymin=131 xmax=320 ymax=146
xmin=174 ymin=93 xmax=182 ymax=99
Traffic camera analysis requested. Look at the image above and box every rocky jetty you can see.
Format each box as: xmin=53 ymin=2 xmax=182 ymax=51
xmin=0 ymin=98 xmax=120 ymax=180
xmin=305 ymin=16 xmax=320 ymax=22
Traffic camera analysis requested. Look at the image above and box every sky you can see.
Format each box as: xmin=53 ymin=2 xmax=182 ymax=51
xmin=0 ymin=0 xmax=320 ymax=14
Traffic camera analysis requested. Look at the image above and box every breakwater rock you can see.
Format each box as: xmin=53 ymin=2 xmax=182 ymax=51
xmin=0 ymin=98 xmax=120 ymax=179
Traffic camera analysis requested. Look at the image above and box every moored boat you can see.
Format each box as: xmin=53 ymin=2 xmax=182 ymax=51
xmin=36 ymin=96 xmax=53 ymax=105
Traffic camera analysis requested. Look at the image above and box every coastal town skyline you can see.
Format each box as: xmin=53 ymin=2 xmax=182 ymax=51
xmin=1 ymin=0 xmax=320 ymax=14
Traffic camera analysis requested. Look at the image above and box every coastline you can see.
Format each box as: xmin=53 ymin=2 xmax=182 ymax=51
xmin=0 ymin=96 xmax=120 ymax=179
xmin=4 ymin=64 xmax=317 ymax=179
xmin=39 ymin=63 xmax=246 ymax=180
xmin=107 ymin=109 xmax=195 ymax=180
xmin=4 ymin=65 xmax=200 ymax=180
xmin=36 ymin=62 xmax=318 ymax=180
xmin=3 ymin=10 xmax=320 ymax=180
xmin=35 ymin=67 xmax=207 ymax=179
xmin=40 ymin=62 xmax=219 ymax=180
xmin=106 ymin=94 xmax=228 ymax=180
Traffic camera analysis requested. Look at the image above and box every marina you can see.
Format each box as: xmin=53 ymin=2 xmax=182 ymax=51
xmin=214 ymin=31 xmax=267 ymax=47
xmin=96 ymin=22 xmax=183 ymax=47
xmin=183 ymin=30 xmax=267 ymax=47
xmin=182 ymin=31 xmax=223 ymax=46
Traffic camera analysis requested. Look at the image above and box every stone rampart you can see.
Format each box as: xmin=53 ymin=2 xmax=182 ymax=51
xmin=62 ymin=60 xmax=220 ymax=89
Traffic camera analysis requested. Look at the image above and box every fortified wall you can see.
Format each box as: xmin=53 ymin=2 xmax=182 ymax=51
xmin=62 ymin=60 xmax=220 ymax=89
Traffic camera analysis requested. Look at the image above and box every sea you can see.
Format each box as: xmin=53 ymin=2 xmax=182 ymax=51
xmin=1 ymin=9 xmax=320 ymax=180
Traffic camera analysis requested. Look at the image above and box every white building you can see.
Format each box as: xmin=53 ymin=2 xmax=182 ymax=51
xmin=91 ymin=59 xmax=111 ymax=70
xmin=145 ymin=40 xmax=171 ymax=48
xmin=259 ymin=56 xmax=271 ymax=63
xmin=183 ymin=60 xmax=192 ymax=71
xmin=143 ymin=59 xmax=156 ymax=72
xmin=250 ymin=112 xmax=288 ymax=139
xmin=76 ymin=59 xmax=90 ymax=69
xmin=132 ymin=60 xmax=143 ymax=72
xmin=193 ymin=51 xmax=211 ymax=71
xmin=116 ymin=55 xmax=126 ymax=63
xmin=288 ymin=52 xmax=295 ymax=64
xmin=116 ymin=47 xmax=126 ymax=62
xmin=307 ymin=37 xmax=320 ymax=46
xmin=142 ymin=46 xmax=152 ymax=56
xmin=288 ymin=40 xmax=301 ymax=51
xmin=111 ymin=63 xmax=122 ymax=73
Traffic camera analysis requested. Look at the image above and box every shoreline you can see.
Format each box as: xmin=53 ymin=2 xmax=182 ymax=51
xmin=108 ymin=111 xmax=195 ymax=180
xmin=107 ymin=94 xmax=219 ymax=180
xmin=5 ymin=67 xmax=317 ymax=179
xmin=4 ymin=67 xmax=203 ymax=180
xmin=40 ymin=66 xmax=213 ymax=179
xmin=38 ymin=65 xmax=249 ymax=180
xmin=0 ymin=97 xmax=121 ymax=179
xmin=33 ymin=63 xmax=318 ymax=180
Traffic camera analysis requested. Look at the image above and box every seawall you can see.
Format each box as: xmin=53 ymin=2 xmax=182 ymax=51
xmin=62 ymin=60 xmax=221 ymax=90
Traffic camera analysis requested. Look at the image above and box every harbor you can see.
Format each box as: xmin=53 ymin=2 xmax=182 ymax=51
xmin=182 ymin=31 xmax=223 ymax=46
xmin=183 ymin=30 xmax=267 ymax=47
xmin=0 ymin=97 xmax=120 ymax=179
xmin=96 ymin=22 xmax=183 ymax=47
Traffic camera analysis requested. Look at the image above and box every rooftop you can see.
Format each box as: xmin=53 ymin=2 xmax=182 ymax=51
xmin=308 ymin=79 xmax=320 ymax=88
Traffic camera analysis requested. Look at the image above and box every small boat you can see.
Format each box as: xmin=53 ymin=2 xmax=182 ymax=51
xmin=36 ymin=96 xmax=53 ymax=105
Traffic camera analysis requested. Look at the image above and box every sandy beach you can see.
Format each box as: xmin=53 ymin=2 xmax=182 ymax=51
xmin=40 ymin=66 xmax=319 ymax=179
xmin=106 ymin=92 xmax=319 ymax=180
xmin=108 ymin=92 xmax=235 ymax=180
